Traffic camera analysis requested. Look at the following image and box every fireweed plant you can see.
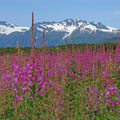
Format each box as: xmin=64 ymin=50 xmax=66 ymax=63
xmin=0 ymin=40 xmax=120 ymax=119
xmin=0 ymin=16 xmax=120 ymax=120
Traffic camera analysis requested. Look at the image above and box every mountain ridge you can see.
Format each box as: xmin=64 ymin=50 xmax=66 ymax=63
xmin=0 ymin=19 xmax=119 ymax=47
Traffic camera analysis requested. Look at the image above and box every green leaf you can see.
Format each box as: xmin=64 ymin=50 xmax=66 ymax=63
xmin=117 ymin=81 xmax=120 ymax=89
xmin=96 ymin=116 xmax=101 ymax=120
xmin=44 ymin=100 xmax=51 ymax=105
xmin=30 ymin=84 xmax=36 ymax=97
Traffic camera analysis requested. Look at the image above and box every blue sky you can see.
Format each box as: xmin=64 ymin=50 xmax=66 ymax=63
xmin=0 ymin=0 xmax=120 ymax=28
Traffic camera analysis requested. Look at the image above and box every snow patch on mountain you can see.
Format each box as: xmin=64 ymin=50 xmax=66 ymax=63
xmin=46 ymin=23 xmax=65 ymax=31
xmin=80 ymin=24 xmax=97 ymax=33
xmin=37 ymin=27 xmax=43 ymax=31
xmin=0 ymin=22 xmax=29 ymax=35
xmin=62 ymin=25 xmax=77 ymax=39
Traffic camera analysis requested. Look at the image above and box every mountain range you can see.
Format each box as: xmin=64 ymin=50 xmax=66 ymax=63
xmin=0 ymin=19 xmax=119 ymax=47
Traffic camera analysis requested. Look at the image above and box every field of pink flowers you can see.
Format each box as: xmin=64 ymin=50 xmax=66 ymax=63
xmin=0 ymin=42 xmax=120 ymax=120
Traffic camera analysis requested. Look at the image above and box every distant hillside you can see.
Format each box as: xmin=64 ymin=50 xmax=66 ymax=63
xmin=103 ymin=37 xmax=118 ymax=43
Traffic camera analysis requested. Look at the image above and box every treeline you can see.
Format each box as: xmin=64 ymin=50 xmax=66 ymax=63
xmin=0 ymin=42 xmax=117 ymax=55
xmin=57 ymin=42 xmax=117 ymax=51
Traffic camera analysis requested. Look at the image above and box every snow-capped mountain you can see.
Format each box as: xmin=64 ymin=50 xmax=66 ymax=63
xmin=0 ymin=19 xmax=119 ymax=47
xmin=0 ymin=21 xmax=29 ymax=35
xmin=35 ymin=19 xmax=118 ymax=39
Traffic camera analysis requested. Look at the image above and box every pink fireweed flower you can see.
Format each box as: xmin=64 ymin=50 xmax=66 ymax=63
xmin=20 ymin=114 xmax=23 ymax=117
xmin=95 ymin=100 xmax=98 ymax=104
xmin=21 ymin=87 xmax=27 ymax=94
xmin=56 ymin=87 xmax=62 ymax=94
xmin=22 ymin=87 xmax=27 ymax=91
xmin=15 ymin=95 xmax=19 ymax=99
xmin=88 ymin=93 xmax=91 ymax=98
xmin=28 ymin=81 xmax=33 ymax=86
xmin=106 ymin=90 xmax=110 ymax=96
xmin=101 ymin=70 xmax=105 ymax=74
xmin=37 ymin=81 xmax=42 ymax=86
xmin=20 ymin=97 xmax=24 ymax=101
xmin=105 ymin=102 xmax=109 ymax=106
xmin=88 ymin=104 xmax=90 ymax=108
xmin=41 ymin=82 xmax=46 ymax=88
xmin=89 ymin=87 xmax=93 ymax=94
xmin=118 ymin=96 xmax=120 ymax=106
xmin=39 ymin=89 xmax=44 ymax=95
xmin=48 ymin=81 xmax=53 ymax=87
xmin=52 ymin=106 xmax=56 ymax=110
xmin=28 ymin=74 xmax=32 ymax=78
xmin=13 ymin=87 xmax=18 ymax=91
xmin=110 ymin=99 xmax=116 ymax=106
xmin=100 ymin=76 xmax=104 ymax=80
xmin=100 ymin=91 xmax=103 ymax=96
xmin=99 ymin=96 xmax=102 ymax=100
xmin=29 ymin=93 xmax=33 ymax=99
xmin=58 ymin=100 xmax=62 ymax=107
xmin=23 ymin=80 xmax=29 ymax=86
xmin=44 ymin=88 xmax=48 ymax=93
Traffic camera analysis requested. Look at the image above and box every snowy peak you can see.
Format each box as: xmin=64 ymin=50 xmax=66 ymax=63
xmin=34 ymin=19 xmax=119 ymax=39
xmin=0 ymin=21 xmax=17 ymax=28
xmin=0 ymin=19 xmax=119 ymax=40
xmin=0 ymin=21 xmax=29 ymax=35
xmin=89 ymin=22 xmax=108 ymax=29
